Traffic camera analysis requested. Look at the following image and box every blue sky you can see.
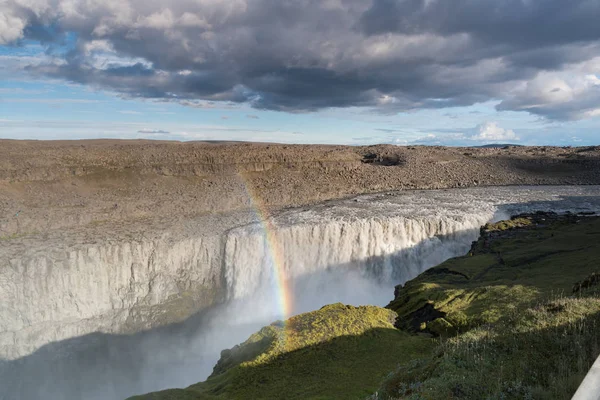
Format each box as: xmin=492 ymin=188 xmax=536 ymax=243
xmin=2 ymin=1 xmax=600 ymax=146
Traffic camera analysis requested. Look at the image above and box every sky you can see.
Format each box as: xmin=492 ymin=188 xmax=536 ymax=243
xmin=1 ymin=0 xmax=600 ymax=146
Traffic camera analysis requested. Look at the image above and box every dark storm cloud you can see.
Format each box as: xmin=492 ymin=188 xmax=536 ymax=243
xmin=359 ymin=0 xmax=600 ymax=47
xmin=3 ymin=0 xmax=600 ymax=119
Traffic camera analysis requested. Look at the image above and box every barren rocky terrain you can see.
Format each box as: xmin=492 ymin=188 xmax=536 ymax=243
xmin=2 ymin=139 xmax=600 ymax=239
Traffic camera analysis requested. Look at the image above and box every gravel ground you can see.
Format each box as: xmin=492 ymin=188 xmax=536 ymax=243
xmin=1 ymin=139 xmax=600 ymax=239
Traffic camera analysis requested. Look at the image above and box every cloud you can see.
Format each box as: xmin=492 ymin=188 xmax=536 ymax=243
xmin=119 ymin=110 xmax=142 ymax=115
xmin=137 ymin=129 xmax=170 ymax=134
xmin=375 ymin=128 xmax=407 ymax=133
xmin=0 ymin=6 xmax=27 ymax=44
xmin=408 ymin=122 xmax=519 ymax=145
xmin=497 ymin=62 xmax=600 ymax=120
xmin=352 ymin=136 xmax=375 ymax=141
xmin=2 ymin=0 xmax=600 ymax=119
xmin=410 ymin=133 xmax=467 ymax=146
xmin=470 ymin=122 xmax=519 ymax=141
xmin=0 ymin=98 xmax=102 ymax=104
xmin=443 ymin=113 xmax=458 ymax=119
xmin=246 ymin=114 xmax=259 ymax=119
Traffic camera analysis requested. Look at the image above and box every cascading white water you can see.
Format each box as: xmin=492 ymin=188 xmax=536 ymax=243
xmin=224 ymin=214 xmax=490 ymax=321
xmin=3 ymin=186 xmax=600 ymax=400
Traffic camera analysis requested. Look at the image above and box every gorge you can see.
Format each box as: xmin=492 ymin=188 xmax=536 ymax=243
xmin=2 ymin=185 xmax=600 ymax=400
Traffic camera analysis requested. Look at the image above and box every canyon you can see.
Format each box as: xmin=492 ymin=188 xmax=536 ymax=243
xmin=2 ymin=141 xmax=600 ymax=399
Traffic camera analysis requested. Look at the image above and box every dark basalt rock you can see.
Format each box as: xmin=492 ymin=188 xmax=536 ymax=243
xmin=396 ymin=303 xmax=447 ymax=332
xmin=573 ymin=272 xmax=600 ymax=294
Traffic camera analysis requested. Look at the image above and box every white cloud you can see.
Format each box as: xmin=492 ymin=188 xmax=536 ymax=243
xmin=137 ymin=128 xmax=170 ymax=134
xmin=0 ymin=8 xmax=26 ymax=44
xmin=119 ymin=110 xmax=142 ymax=114
xmin=2 ymin=0 xmax=600 ymax=121
xmin=498 ymin=57 xmax=600 ymax=120
xmin=407 ymin=122 xmax=519 ymax=146
xmin=470 ymin=122 xmax=519 ymax=141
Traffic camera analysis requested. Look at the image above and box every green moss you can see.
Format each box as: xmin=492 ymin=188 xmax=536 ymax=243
xmin=388 ymin=216 xmax=600 ymax=336
xmin=376 ymin=296 xmax=600 ymax=400
xmin=376 ymin=215 xmax=600 ymax=399
xmin=483 ymin=217 xmax=532 ymax=232
xmin=128 ymin=304 xmax=433 ymax=400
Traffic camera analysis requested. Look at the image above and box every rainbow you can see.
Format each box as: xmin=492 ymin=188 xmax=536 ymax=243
xmin=237 ymin=172 xmax=293 ymax=324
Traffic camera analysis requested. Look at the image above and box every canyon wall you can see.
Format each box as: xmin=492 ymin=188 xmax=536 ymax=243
xmin=0 ymin=209 xmax=492 ymax=360
xmin=0 ymin=235 xmax=225 ymax=360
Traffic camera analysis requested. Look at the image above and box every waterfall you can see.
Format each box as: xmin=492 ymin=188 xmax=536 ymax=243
xmin=224 ymin=213 xmax=491 ymax=306
xmin=0 ymin=210 xmax=491 ymax=363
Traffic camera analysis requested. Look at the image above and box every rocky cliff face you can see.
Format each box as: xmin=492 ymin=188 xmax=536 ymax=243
xmin=4 ymin=186 xmax=600 ymax=364
xmin=0 ymin=234 xmax=226 ymax=360
xmin=0 ymin=194 xmax=498 ymax=361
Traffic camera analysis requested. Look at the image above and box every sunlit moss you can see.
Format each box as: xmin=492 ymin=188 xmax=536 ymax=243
xmin=483 ymin=217 xmax=532 ymax=232
xmin=377 ymin=215 xmax=600 ymax=399
xmin=129 ymin=304 xmax=433 ymax=400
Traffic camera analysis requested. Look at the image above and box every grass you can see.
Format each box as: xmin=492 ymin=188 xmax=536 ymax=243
xmin=388 ymin=215 xmax=600 ymax=336
xmin=128 ymin=304 xmax=434 ymax=400
xmin=374 ymin=293 xmax=600 ymax=399
xmin=376 ymin=214 xmax=600 ymax=399
xmin=482 ymin=217 xmax=532 ymax=232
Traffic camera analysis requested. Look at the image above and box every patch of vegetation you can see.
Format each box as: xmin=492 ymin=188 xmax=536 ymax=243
xmin=128 ymin=304 xmax=433 ymax=400
xmin=374 ymin=294 xmax=600 ymax=399
xmin=377 ymin=214 xmax=600 ymax=399
xmin=482 ymin=216 xmax=532 ymax=232
xmin=573 ymin=272 xmax=600 ymax=294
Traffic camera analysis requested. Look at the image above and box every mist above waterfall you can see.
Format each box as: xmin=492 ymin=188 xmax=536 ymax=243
xmin=3 ymin=186 xmax=600 ymax=400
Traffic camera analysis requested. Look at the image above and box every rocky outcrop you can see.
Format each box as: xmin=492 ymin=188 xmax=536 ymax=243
xmin=387 ymin=211 xmax=600 ymax=336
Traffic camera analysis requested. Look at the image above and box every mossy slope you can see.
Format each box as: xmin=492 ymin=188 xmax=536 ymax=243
xmin=378 ymin=213 xmax=600 ymax=399
xmin=128 ymin=304 xmax=433 ymax=400
xmin=388 ymin=212 xmax=600 ymax=336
